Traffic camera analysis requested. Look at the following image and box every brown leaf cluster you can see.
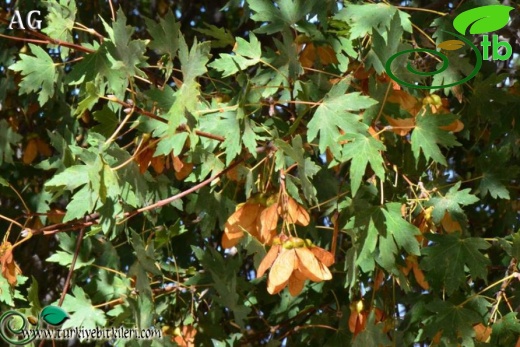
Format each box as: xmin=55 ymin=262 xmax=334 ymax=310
xmin=401 ymin=255 xmax=429 ymax=290
xmin=299 ymin=43 xmax=338 ymax=68
xmin=222 ymin=196 xmax=310 ymax=249
xmin=413 ymin=206 xmax=436 ymax=246
xmin=23 ymin=137 xmax=52 ymax=164
xmin=0 ymin=242 xmax=21 ymax=286
xmin=348 ymin=301 xmax=385 ymax=336
xmin=135 ymin=140 xmax=193 ymax=180
xmin=385 ymin=90 xmax=464 ymax=136
xmin=256 ymin=236 xmax=334 ymax=296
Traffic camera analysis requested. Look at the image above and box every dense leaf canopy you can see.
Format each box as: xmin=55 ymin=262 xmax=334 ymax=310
xmin=1 ymin=0 xmax=520 ymax=346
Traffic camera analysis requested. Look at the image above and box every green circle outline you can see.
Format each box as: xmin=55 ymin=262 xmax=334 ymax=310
xmin=0 ymin=310 xmax=36 ymax=346
xmin=385 ymin=31 xmax=482 ymax=90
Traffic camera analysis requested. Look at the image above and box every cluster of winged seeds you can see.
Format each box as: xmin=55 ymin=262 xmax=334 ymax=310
xmin=222 ymin=194 xmax=334 ymax=296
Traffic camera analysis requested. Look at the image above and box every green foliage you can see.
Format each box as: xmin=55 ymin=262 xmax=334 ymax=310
xmin=411 ymin=110 xmax=460 ymax=165
xmin=8 ymin=44 xmax=58 ymax=106
xmin=0 ymin=119 xmax=22 ymax=165
xmin=1 ymin=0 xmax=519 ymax=346
xmin=60 ymin=287 xmax=107 ymax=331
xmin=306 ymin=81 xmax=378 ymax=161
xmin=421 ymin=233 xmax=490 ymax=294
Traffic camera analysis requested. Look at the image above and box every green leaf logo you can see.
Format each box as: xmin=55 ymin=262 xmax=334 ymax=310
xmin=453 ymin=5 xmax=514 ymax=35
xmin=40 ymin=306 xmax=69 ymax=326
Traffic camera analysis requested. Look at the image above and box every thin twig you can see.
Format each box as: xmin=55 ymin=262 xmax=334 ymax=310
xmin=58 ymin=228 xmax=85 ymax=306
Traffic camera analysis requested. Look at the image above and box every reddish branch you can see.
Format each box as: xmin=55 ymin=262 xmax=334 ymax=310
xmin=117 ymin=99 xmax=226 ymax=142
xmin=58 ymin=228 xmax=85 ymax=306
xmin=31 ymin=142 xmax=274 ymax=237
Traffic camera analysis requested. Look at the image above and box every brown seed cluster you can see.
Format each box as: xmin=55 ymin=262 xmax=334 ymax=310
xmin=0 ymin=242 xmax=21 ymax=286
xmin=222 ymin=195 xmax=309 ymax=248
xmin=257 ymin=236 xmax=334 ymax=296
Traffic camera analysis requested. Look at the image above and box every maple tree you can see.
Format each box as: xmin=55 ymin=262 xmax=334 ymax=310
xmin=1 ymin=0 xmax=520 ymax=346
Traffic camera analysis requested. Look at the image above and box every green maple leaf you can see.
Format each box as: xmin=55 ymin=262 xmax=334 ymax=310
xmin=366 ymin=12 xmax=405 ymax=74
xmin=92 ymin=105 xmax=118 ymax=138
xmin=411 ymin=110 xmax=461 ymax=165
xmin=247 ymin=0 xmax=317 ymax=34
xmin=65 ymin=43 xmax=110 ymax=85
xmin=426 ymin=182 xmax=479 ymax=225
xmin=9 ymin=44 xmax=58 ymax=106
xmin=165 ymin=35 xmax=211 ymax=131
xmin=477 ymin=148 xmax=518 ymax=199
xmin=209 ymin=34 xmax=261 ymax=77
xmin=60 ymin=287 xmax=107 ymax=331
xmin=341 ymin=132 xmax=386 ymax=196
xmin=0 ymin=119 xmax=22 ymax=165
xmin=491 ymin=312 xmax=520 ymax=346
xmin=179 ymin=35 xmax=211 ymax=84
xmin=194 ymin=23 xmax=235 ymax=48
xmin=422 ymin=300 xmax=482 ymax=345
xmin=275 ymin=135 xmax=320 ymax=202
xmin=353 ymin=203 xmax=420 ymax=274
xmin=42 ymin=0 xmax=77 ymax=59
xmin=145 ymin=10 xmax=180 ymax=57
xmin=104 ymin=9 xmax=147 ymax=77
xmin=307 ymin=80 xmax=378 ymax=160
xmin=421 ymin=233 xmax=490 ymax=294
xmin=192 ymin=246 xmax=251 ymax=328
xmin=66 ymin=42 xmax=128 ymax=107
xmin=47 ymin=249 xmax=95 ymax=269
xmin=45 ymin=165 xmax=90 ymax=193
xmin=378 ymin=203 xmax=421 ymax=271
xmin=61 ymin=186 xmax=95 ymax=222
xmin=334 ymin=3 xmax=412 ymax=41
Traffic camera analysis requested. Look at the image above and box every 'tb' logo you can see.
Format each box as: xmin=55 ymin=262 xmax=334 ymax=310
xmin=386 ymin=5 xmax=515 ymax=89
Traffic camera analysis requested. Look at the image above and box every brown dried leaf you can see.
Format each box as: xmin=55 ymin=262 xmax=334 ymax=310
xmin=384 ymin=116 xmax=415 ymax=136
xmin=268 ymin=249 xmax=296 ymax=292
xmin=412 ymin=262 xmax=430 ymax=290
xmin=257 ymin=244 xmax=280 ymax=278
xmin=173 ymin=325 xmax=197 ymax=347
xmin=284 ymin=197 xmax=310 ymax=226
xmin=473 ymin=323 xmax=492 ymax=342
xmin=36 ymin=138 xmax=52 ymax=157
xmin=387 ymin=90 xmax=421 ymax=116
xmin=348 ymin=311 xmax=367 ymax=335
xmin=288 ymin=272 xmax=306 ymax=296
xmin=299 ymin=43 xmax=316 ymax=68
xmin=441 ymin=211 xmax=462 ymax=233
xmin=316 ymin=45 xmax=338 ymax=65
xmin=310 ymin=246 xmax=335 ymax=267
xmin=23 ymin=138 xmax=38 ymax=164
xmin=221 ymin=230 xmax=244 ymax=249
xmin=295 ymin=247 xmax=327 ymax=282
xmin=47 ymin=208 xmax=65 ymax=224
xmin=401 ymin=255 xmax=414 ymax=276
xmin=222 ymin=203 xmax=263 ymax=248
xmin=173 ymin=156 xmax=194 ymax=180
xmin=259 ymin=203 xmax=278 ymax=244
xmin=440 ymin=119 xmax=464 ymax=133
xmin=0 ymin=242 xmax=20 ymax=286
xmin=150 ymin=155 xmax=166 ymax=174
xmin=136 ymin=147 xmax=154 ymax=174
